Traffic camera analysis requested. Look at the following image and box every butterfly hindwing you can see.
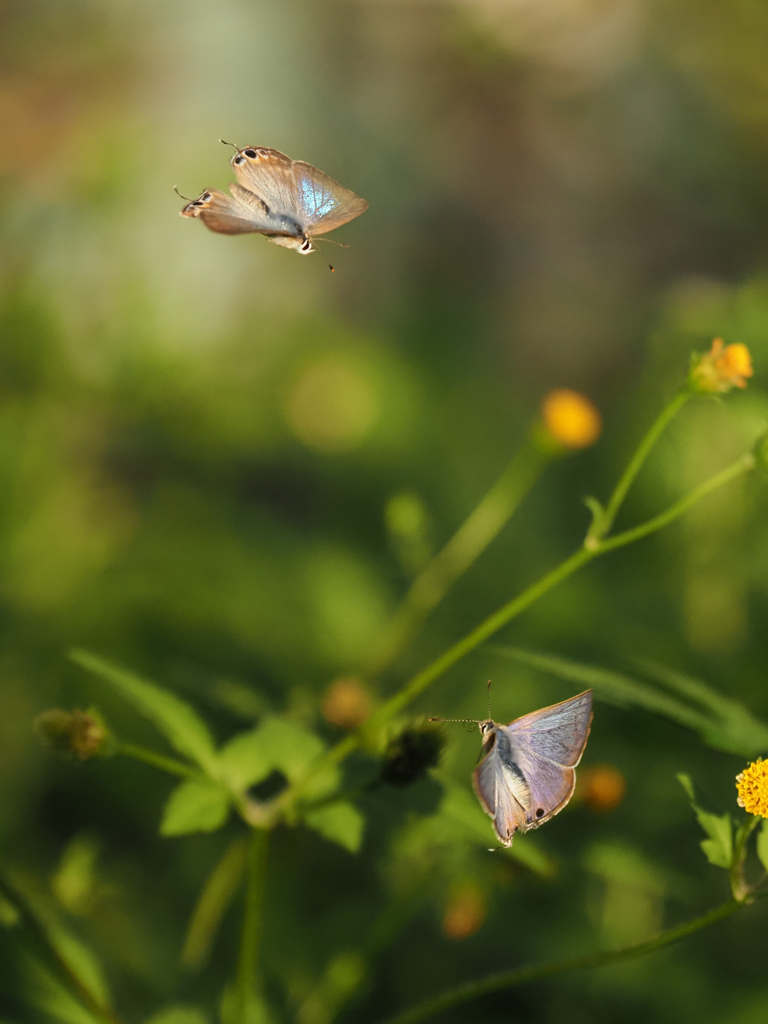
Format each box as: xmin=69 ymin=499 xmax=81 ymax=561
xmin=472 ymin=729 xmax=531 ymax=846
xmin=180 ymin=186 xmax=273 ymax=236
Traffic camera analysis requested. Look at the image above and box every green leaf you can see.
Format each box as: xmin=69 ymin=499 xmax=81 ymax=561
xmin=146 ymin=1009 xmax=209 ymax=1024
xmin=304 ymin=801 xmax=365 ymax=853
xmin=161 ymin=779 xmax=231 ymax=836
xmin=756 ymin=819 xmax=768 ymax=873
xmin=181 ymin=839 xmax=247 ymax=970
xmin=219 ymin=716 xmax=339 ymax=799
xmin=677 ymin=774 xmax=733 ymax=869
xmin=70 ymin=650 xmax=219 ymax=776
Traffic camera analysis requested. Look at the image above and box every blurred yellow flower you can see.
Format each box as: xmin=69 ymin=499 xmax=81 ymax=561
xmin=442 ymin=884 xmax=486 ymax=940
xmin=690 ymin=338 xmax=754 ymax=394
xmin=577 ymin=764 xmax=627 ymax=812
xmin=736 ymin=758 xmax=768 ymax=818
xmin=541 ymin=389 xmax=602 ymax=449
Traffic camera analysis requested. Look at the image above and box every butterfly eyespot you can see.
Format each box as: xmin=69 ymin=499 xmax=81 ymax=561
xmin=234 ymin=156 xmax=244 ymax=164
xmin=244 ymin=149 xmax=257 ymax=159
xmin=202 ymin=193 xmax=211 ymax=201
xmin=535 ymin=808 xmax=545 ymax=819
xmin=191 ymin=201 xmax=203 ymax=207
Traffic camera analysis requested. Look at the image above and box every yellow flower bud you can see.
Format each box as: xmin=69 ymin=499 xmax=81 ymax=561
xmin=321 ymin=677 xmax=374 ymax=730
xmin=736 ymin=758 xmax=768 ymax=818
xmin=690 ymin=338 xmax=754 ymax=394
xmin=541 ymin=389 xmax=602 ymax=450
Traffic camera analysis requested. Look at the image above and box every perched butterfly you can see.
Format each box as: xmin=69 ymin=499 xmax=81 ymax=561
xmin=434 ymin=688 xmax=593 ymax=847
xmin=178 ymin=143 xmax=368 ymax=254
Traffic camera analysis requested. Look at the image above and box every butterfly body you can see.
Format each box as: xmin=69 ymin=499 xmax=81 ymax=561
xmin=180 ymin=145 xmax=368 ymax=252
xmin=472 ymin=690 xmax=593 ymax=847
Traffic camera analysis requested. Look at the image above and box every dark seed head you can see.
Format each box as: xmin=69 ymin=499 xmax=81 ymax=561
xmin=381 ymin=722 xmax=445 ymax=787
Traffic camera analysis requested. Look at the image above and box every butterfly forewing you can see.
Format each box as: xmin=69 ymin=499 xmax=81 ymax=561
xmin=292 ymin=162 xmax=369 ymax=234
xmin=230 ymin=147 xmax=299 ymax=217
xmin=508 ymin=690 xmax=593 ymax=767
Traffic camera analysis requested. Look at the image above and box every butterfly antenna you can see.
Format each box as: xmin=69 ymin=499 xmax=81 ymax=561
xmin=429 ymin=717 xmax=482 ymax=725
xmin=487 ymin=679 xmax=492 ymax=721
xmin=310 ymin=240 xmax=336 ymax=272
xmin=220 ymin=139 xmax=239 ymax=151
xmin=313 ymin=237 xmax=350 ymax=249
xmin=173 ymin=185 xmax=193 ymax=202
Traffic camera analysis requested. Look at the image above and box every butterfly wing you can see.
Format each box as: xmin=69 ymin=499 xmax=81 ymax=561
xmin=230 ymin=147 xmax=302 ymax=220
xmin=180 ymin=183 xmax=305 ymax=241
xmin=505 ymin=690 xmax=593 ymax=827
xmin=291 ymin=161 xmax=368 ymax=235
xmin=472 ymin=726 xmax=531 ymax=846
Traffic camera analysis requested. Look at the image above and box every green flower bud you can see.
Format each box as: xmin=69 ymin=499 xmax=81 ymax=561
xmin=35 ymin=708 xmax=110 ymax=760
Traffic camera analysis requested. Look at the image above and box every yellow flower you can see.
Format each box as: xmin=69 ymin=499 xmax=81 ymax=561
xmin=736 ymin=758 xmax=768 ymax=818
xmin=690 ymin=338 xmax=754 ymax=394
xmin=541 ymin=389 xmax=602 ymax=450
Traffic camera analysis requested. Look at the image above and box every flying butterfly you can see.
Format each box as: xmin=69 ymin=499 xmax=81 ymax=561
xmin=178 ymin=142 xmax=368 ymax=255
xmin=433 ymin=688 xmax=593 ymax=847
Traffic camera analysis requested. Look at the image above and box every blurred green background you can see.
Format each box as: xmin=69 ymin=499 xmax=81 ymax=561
xmin=3 ymin=0 xmax=768 ymax=1021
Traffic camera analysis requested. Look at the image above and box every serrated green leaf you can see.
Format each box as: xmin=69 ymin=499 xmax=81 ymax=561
xmin=70 ymin=650 xmax=219 ymax=776
xmin=217 ymin=730 xmax=274 ymax=792
xmin=218 ymin=716 xmax=338 ymax=800
xmin=145 ymin=1008 xmax=209 ymax=1024
xmin=756 ymin=819 xmax=768 ymax=872
xmin=677 ymin=774 xmax=732 ymax=869
xmin=161 ymin=779 xmax=230 ymax=836
xmin=304 ymin=801 xmax=365 ymax=853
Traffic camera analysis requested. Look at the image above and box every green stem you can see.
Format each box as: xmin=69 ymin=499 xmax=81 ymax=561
xmin=236 ymin=828 xmax=270 ymax=1018
xmin=587 ymin=388 xmax=690 ymax=545
xmin=730 ymin=815 xmax=761 ymax=901
xmin=277 ymin=449 xmax=754 ymax=809
xmin=116 ymin=742 xmax=197 ymax=778
xmin=369 ymin=439 xmax=551 ymax=675
xmin=0 ymin=868 xmax=123 ymax=1024
xmin=377 ymin=899 xmax=742 ymax=1024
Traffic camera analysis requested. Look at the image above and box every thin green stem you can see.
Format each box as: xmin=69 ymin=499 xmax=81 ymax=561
xmin=730 ymin=815 xmax=761 ymax=900
xmin=276 ymin=448 xmax=755 ymax=812
xmin=377 ymin=899 xmax=742 ymax=1024
xmin=116 ymin=742 xmax=197 ymax=778
xmin=587 ymin=388 xmax=690 ymax=545
xmin=0 ymin=867 xmax=123 ymax=1024
xmin=369 ymin=440 xmax=552 ymax=675
xmin=236 ymin=828 xmax=270 ymax=1019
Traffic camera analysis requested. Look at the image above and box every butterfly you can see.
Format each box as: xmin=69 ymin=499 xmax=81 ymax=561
xmin=178 ymin=143 xmax=368 ymax=254
xmin=434 ymin=688 xmax=593 ymax=847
